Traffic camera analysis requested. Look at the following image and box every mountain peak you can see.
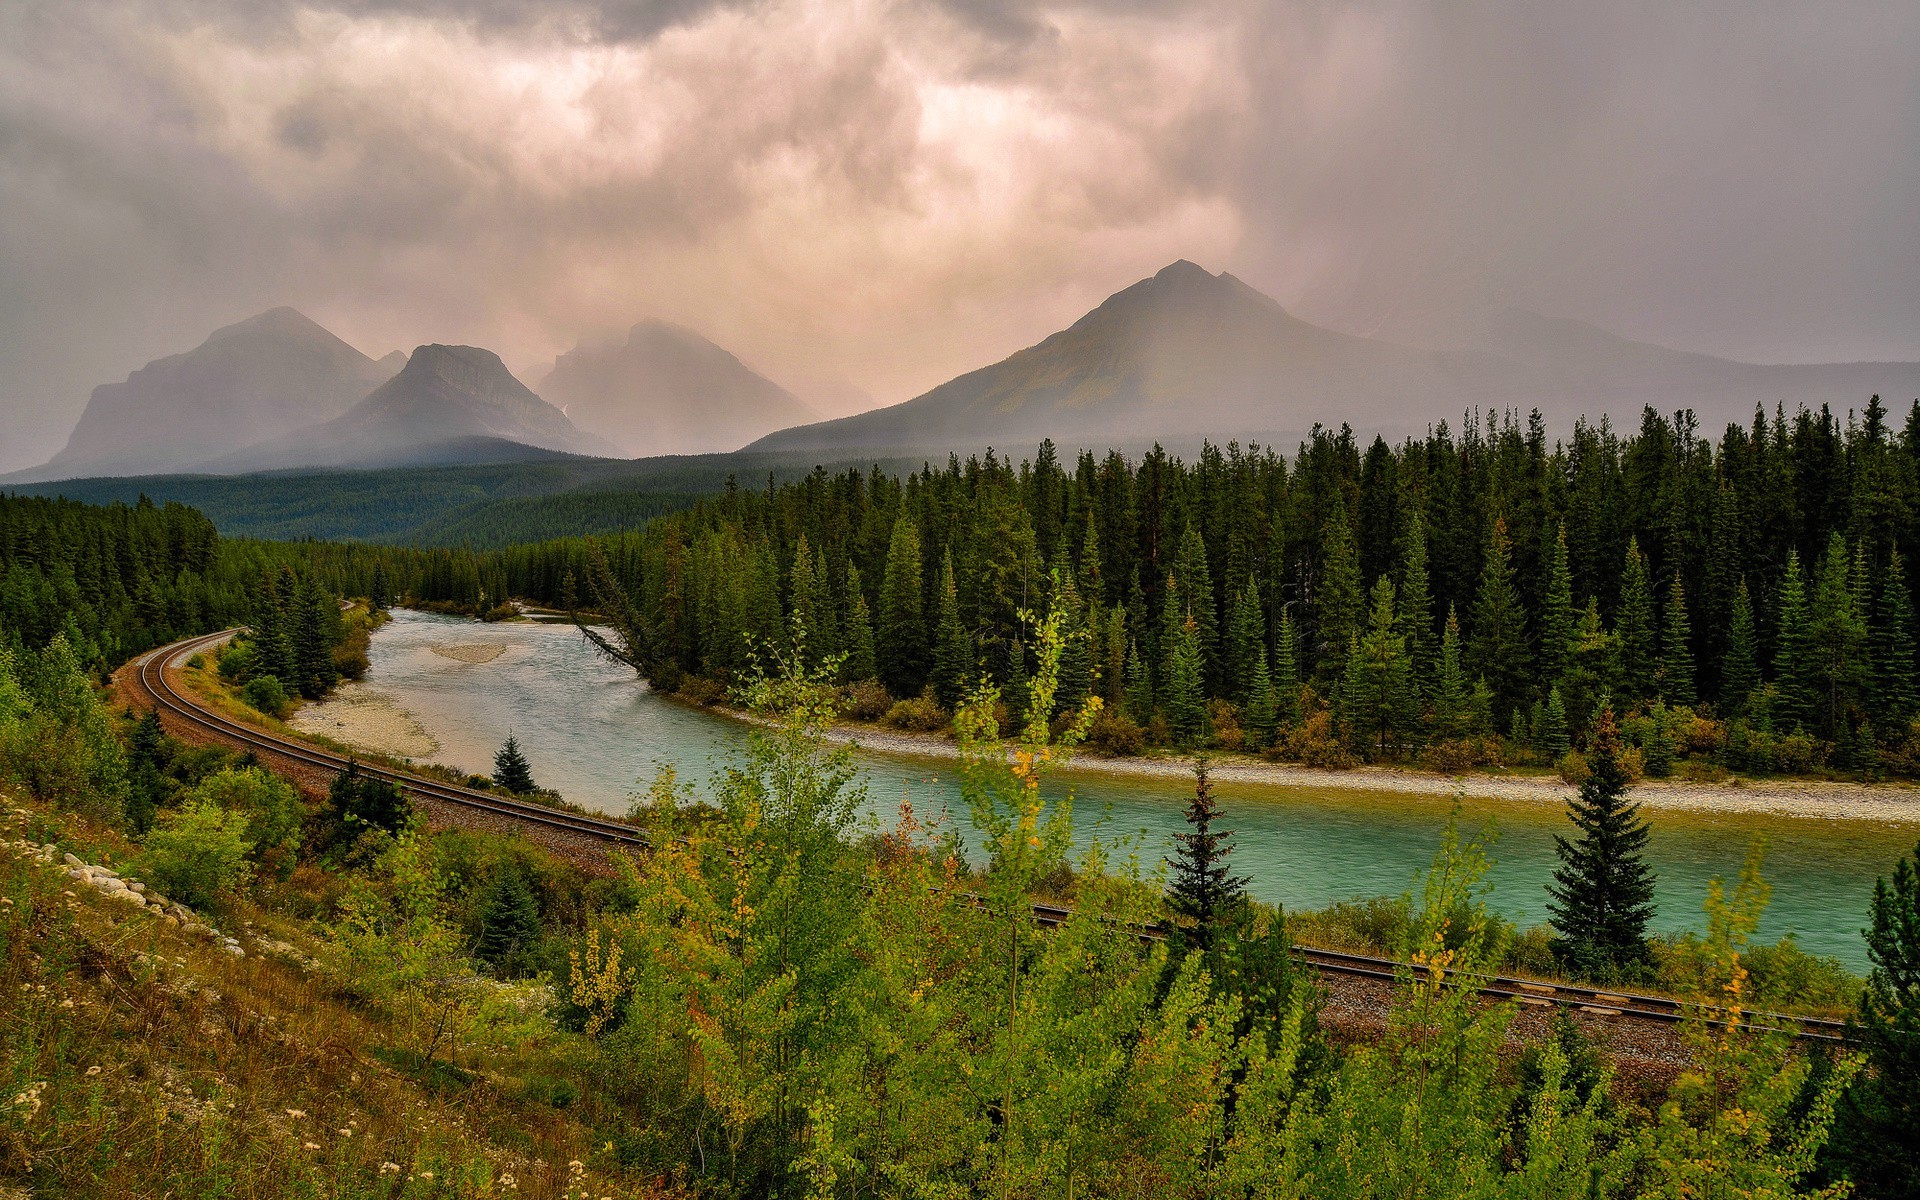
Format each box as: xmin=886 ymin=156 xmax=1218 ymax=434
xmin=1153 ymin=259 xmax=1215 ymax=283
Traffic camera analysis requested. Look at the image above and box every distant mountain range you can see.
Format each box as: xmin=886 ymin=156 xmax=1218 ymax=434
xmin=27 ymin=307 xmax=401 ymax=480
xmin=12 ymin=266 xmax=1919 ymax=486
xmin=751 ymin=261 xmax=1920 ymax=453
xmin=537 ymin=320 xmax=815 ymax=457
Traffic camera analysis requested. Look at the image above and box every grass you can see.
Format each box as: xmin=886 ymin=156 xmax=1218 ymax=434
xmin=0 ymin=788 xmax=673 ymax=1199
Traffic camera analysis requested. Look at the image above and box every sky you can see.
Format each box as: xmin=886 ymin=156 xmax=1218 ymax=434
xmin=2 ymin=0 xmax=1916 ymax=471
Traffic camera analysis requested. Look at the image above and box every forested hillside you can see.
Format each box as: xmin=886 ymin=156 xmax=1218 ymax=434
xmin=351 ymin=399 xmax=1920 ymax=776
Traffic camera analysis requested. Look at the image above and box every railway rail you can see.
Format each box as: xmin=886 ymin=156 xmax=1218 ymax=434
xmin=128 ymin=628 xmax=1850 ymax=1044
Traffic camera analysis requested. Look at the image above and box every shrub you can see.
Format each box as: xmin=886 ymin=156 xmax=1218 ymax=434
xmin=1424 ymin=737 xmax=1500 ymax=774
xmin=675 ymin=676 xmax=726 ymax=707
xmin=216 ymin=645 xmax=251 ymax=681
xmin=185 ymin=766 xmax=303 ymax=880
xmin=841 ymin=679 xmax=893 ymax=722
xmin=137 ymin=799 xmax=253 ymax=908
xmin=240 ymin=675 xmax=290 ymax=718
xmin=480 ymin=602 xmax=518 ymax=623
xmin=1555 ymin=750 xmax=1590 ymax=785
xmin=185 ymin=653 xmax=205 ymax=670
xmin=1207 ymin=700 xmax=1244 ymax=751
xmin=1085 ymin=709 xmax=1145 ymax=756
xmin=885 ymin=696 xmax=946 ymax=733
xmin=332 ymin=628 xmax=370 ymax=681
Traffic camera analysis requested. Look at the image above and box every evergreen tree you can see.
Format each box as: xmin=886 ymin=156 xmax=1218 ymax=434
xmin=788 ymin=535 xmax=821 ymax=662
xmin=877 ymin=516 xmax=928 ymax=698
xmin=1615 ymin=538 xmax=1658 ymax=709
xmin=1172 ymin=524 xmax=1220 ymax=692
xmin=1225 ymin=576 xmax=1265 ymax=705
xmin=1721 ymin=579 xmax=1761 ymax=714
xmin=1433 ymin=606 xmax=1472 ymax=740
xmin=1539 ymin=687 xmax=1570 ymax=760
xmin=1272 ymin=608 xmax=1301 ymax=727
xmin=1561 ymin=598 xmax=1620 ymax=738
xmin=369 ymin=561 xmax=391 ymax=612
xmin=1165 ymin=758 xmax=1248 ymax=953
xmin=493 ymin=735 xmax=536 ymax=794
xmin=1396 ymin=508 xmax=1435 ymax=691
xmin=1661 ymin=572 xmax=1696 ymax=707
xmin=1539 ymin=524 xmax=1576 ymax=687
xmin=475 ymin=867 xmax=542 ymax=970
xmin=1315 ymin=502 xmax=1364 ymax=684
xmin=328 ymin=760 xmax=411 ymax=835
xmin=841 ymin=565 xmax=877 ymax=683
xmin=1872 ymin=551 xmax=1920 ymax=732
xmin=1546 ymin=710 xmax=1657 ymax=979
xmin=929 ymin=552 xmax=973 ymax=710
xmin=1052 ymin=570 xmax=1092 ymax=715
xmin=1808 ymin=533 xmax=1870 ymax=741
xmin=1164 ymin=612 xmax=1207 ymax=748
xmin=1123 ymin=637 xmax=1154 ymax=726
xmin=1344 ymin=576 xmax=1417 ymax=758
xmin=1245 ymin=648 xmax=1278 ymax=750
xmin=1469 ymin=515 xmax=1531 ymax=726
xmin=1775 ymin=548 xmax=1814 ymax=730
xmin=125 ymin=707 xmax=167 ymax=834
xmin=1829 ymin=840 xmax=1920 ymax=1198
xmin=1004 ymin=638 xmax=1030 ymax=729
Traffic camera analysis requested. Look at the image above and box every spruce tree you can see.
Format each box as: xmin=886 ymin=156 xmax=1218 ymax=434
xmin=1546 ymin=710 xmax=1657 ymax=979
xmin=1540 ymin=687 xmax=1570 ymax=760
xmin=1272 ymin=608 xmax=1301 ymax=727
xmin=1172 ymin=524 xmax=1220 ymax=692
xmin=1345 ymin=576 xmax=1416 ymax=758
xmin=1775 ymin=548 xmax=1813 ymax=730
xmin=1808 ymin=533 xmax=1870 ymax=741
xmin=1829 ymin=840 xmax=1920 ymax=1198
xmin=1225 ymin=576 xmax=1265 ymax=706
xmin=1165 ymin=612 xmax=1207 ymax=748
xmin=1433 ymin=605 xmax=1472 ymax=740
xmin=476 ymin=867 xmax=542 ymax=970
xmin=1661 ymin=572 xmax=1696 ymax=707
xmin=788 ymin=535 xmax=821 ymax=662
xmin=1469 ymin=515 xmax=1531 ymax=726
xmin=369 ymin=561 xmax=391 ymax=612
xmin=1245 ymin=648 xmax=1278 ymax=750
xmin=1123 ymin=637 xmax=1154 ymax=726
xmin=877 ymin=516 xmax=928 ymax=698
xmin=1053 ymin=570 xmax=1092 ymax=716
xmin=1721 ymin=579 xmax=1760 ymax=715
xmin=1315 ymin=503 xmax=1364 ymax=684
xmin=1539 ymin=523 xmax=1576 ymax=687
xmin=1004 ymin=638 xmax=1031 ymax=730
xmin=1165 ymin=758 xmax=1248 ymax=953
xmin=841 ymin=565 xmax=877 ymax=683
xmin=1872 ymin=551 xmax=1920 ymax=732
xmin=1615 ymin=539 xmax=1657 ymax=710
xmin=1397 ymin=509 xmax=1435 ymax=691
xmin=493 ymin=735 xmax=536 ymax=794
xmin=929 ymin=552 xmax=972 ymax=710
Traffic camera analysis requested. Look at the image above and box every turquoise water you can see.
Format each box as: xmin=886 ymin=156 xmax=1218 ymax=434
xmin=335 ymin=610 xmax=1917 ymax=971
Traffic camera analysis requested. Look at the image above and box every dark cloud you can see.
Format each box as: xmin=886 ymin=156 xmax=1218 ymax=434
xmin=0 ymin=0 xmax=1914 ymax=472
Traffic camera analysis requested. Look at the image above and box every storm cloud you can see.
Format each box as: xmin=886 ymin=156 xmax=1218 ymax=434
xmin=2 ymin=0 xmax=1915 ymax=470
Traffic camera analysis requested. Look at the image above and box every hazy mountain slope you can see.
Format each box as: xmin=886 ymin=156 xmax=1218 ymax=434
xmin=538 ymin=320 xmax=815 ymax=456
xmin=751 ymin=262 xmax=1920 ymax=453
xmin=205 ymin=344 xmax=614 ymax=473
xmin=16 ymin=307 xmax=396 ymax=482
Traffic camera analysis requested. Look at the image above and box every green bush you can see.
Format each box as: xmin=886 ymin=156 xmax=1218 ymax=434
xmin=884 ymin=696 xmax=946 ymax=732
xmin=240 ymin=675 xmax=290 ymax=718
xmin=840 ymin=679 xmax=893 ymax=722
xmin=216 ymin=644 xmax=251 ymax=681
xmin=1085 ymin=709 xmax=1145 ymax=756
xmin=137 ymin=799 xmax=253 ymax=908
xmin=185 ymin=766 xmax=302 ymax=880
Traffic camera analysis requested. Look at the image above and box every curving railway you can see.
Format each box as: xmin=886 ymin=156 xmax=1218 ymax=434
xmin=127 ymin=628 xmax=1850 ymax=1045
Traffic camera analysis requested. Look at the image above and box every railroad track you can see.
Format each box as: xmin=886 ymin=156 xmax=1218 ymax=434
xmin=129 ymin=629 xmax=1850 ymax=1044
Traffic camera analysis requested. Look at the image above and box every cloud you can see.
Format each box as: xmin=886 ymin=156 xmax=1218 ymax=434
xmin=0 ymin=0 xmax=1914 ymax=471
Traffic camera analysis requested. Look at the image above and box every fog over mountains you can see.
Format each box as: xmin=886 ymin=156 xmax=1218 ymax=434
xmin=752 ymin=261 xmax=1920 ymax=454
xmin=11 ymin=262 xmax=1920 ymax=486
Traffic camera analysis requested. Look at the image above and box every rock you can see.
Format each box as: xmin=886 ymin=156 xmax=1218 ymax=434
xmin=221 ymin=944 xmax=245 ymax=958
xmin=63 ymin=852 xmax=81 ymax=867
xmin=127 ymin=881 xmax=146 ymax=894
xmin=111 ymin=890 xmax=145 ymax=905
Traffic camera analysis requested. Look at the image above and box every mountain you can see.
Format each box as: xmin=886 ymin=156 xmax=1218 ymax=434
xmin=537 ymin=320 xmax=815 ymax=456
xmin=15 ymin=307 xmax=397 ymax=482
xmin=750 ymin=261 xmax=1920 ymax=453
xmin=205 ymin=344 xmax=614 ymax=473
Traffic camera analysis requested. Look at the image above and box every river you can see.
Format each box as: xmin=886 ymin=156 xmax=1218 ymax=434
xmin=303 ymin=609 xmax=1917 ymax=970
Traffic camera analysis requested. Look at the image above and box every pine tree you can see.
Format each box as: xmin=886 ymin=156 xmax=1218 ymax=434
xmin=1225 ymin=576 xmax=1265 ymax=706
xmin=369 ymin=561 xmax=391 ymax=612
xmin=1053 ymin=570 xmax=1092 ymax=715
xmin=877 ymin=516 xmax=928 ymax=698
xmin=1615 ymin=538 xmax=1658 ymax=710
xmin=788 ymin=534 xmax=820 ymax=662
xmin=1540 ymin=687 xmax=1570 ymax=760
xmin=929 ymin=552 xmax=972 ymax=710
xmin=1539 ymin=524 xmax=1576 ymax=686
xmin=1433 ymin=605 xmax=1472 ymax=740
xmin=1546 ymin=710 xmax=1657 ymax=979
xmin=1660 ymin=572 xmax=1696 ymax=707
xmin=290 ymin=572 xmax=338 ymax=700
xmin=475 ymin=867 xmax=542 ymax=970
xmin=1315 ymin=502 xmax=1364 ymax=684
xmin=493 ymin=735 xmax=536 ymax=794
xmin=1829 ymin=840 xmax=1920 ymax=1197
xmin=1469 ymin=515 xmax=1531 ymax=726
xmin=1123 ymin=637 xmax=1154 ymax=725
xmin=1721 ymin=579 xmax=1760 ymax=715
xmin=1245 ymin=648 xmax=1278 ymax=750
xmin=1872 ymin=551 xmax=1920 ymax=732
xmin=1272 ymin=608 xmax=1301 ymax=727
xmin=1345 ymin=576 xmax=1417 ymax=758
xmin=1172 ymin=524 xmax=1220 ymax=692
xmin=1165 ymin=612 xmax=1207 ymax=748
xmin=1165 ymin=758 xmax=1248 ymax=953
xmin=841 ymin=565 xmax=877 ymax=683
xmin=1774 ymin=548 xmax=1814 ymax=730
xmin=1808 ymin=533 xmax=1870 ymax=741
xmin=1397 ymin=508 xmax=1436 ymax=690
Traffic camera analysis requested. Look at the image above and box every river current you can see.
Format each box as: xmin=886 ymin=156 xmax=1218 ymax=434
xmin=312 ymin=609 xmax=1917 ymax=970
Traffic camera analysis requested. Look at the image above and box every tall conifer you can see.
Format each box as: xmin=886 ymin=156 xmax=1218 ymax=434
xmin=493 ymin=735 xmax=536 ymax=794
xmin=1774 ymin=548 xmax=1813 ymax=730
xmin=1721 ymin=579 xmax=1760 ymax=714
xmin=1397 ymin=509 xmax=1435 ymax=690
xmin=930 ymin=552 xmax=972 ymax=710
xmin=1225 ymin=576 xmax=1265 ymax=706
xmin=1469 ymin=515 xmax=1530 ymax=726
xmin=1547 ymin=710 xmax=1656 ymax=978
xmin=1872 ymin=551 xmax=1920 ymax=732
xmin=1245 ymin=648 xmax=1278 ymax=750
xmin=1272 ymin=608 xmax=1301 ymax=726
xmin=877 ymin=516 xmax=927 ymax=698
xmin=1661 ymin=573 xmax=1695 ymax=707
xmin=1616 ymin=539 xmax=1658 ymax=709
xmin=1165 ymin=613 xmax=1207 ymax=748
xmin=1315 ymin=503 xmax=1363 ymax=684
xmin=841 ymin=564 xmax=877 ymax=683
xmin=1166 ymin=759 xmax=1248 ymax=953
xmin=1434 ymin=605 xmax=1472 ymax=740
xmin=1539 ymin=524 xmax=1576 ymax=686
xmin=1345 ymin=576 xmax=1416 ymax=757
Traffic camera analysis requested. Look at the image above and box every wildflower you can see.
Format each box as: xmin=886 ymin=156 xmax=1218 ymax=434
xmin=85 ymin=1066 xmax=102 ymax=1077
xmin=302 ymin=1141 xmax=320 ymax=1151
xmin=379 ymin=1162 xmax=400 ymax=1174
xmin=420 ymin=1171 xmax=434 ymax=1180
xmin=338 ymin=1128 xmax=351 ymax=1137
